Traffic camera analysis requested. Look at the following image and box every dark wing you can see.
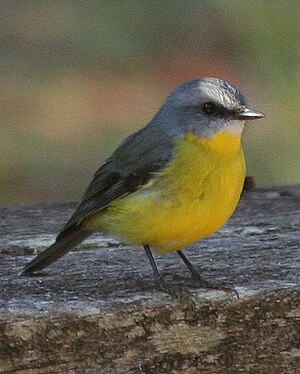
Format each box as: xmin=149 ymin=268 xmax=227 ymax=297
xmin=58 ymin=126 xmax=175 ymax=239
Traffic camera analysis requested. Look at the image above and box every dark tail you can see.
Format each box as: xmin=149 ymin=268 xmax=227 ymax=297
xmin=21 ymin=226 xmax=90 ymax=275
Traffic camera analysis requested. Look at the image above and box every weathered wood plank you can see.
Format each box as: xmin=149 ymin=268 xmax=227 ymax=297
xmin=0 ymin=185 xmax=299 ymax=373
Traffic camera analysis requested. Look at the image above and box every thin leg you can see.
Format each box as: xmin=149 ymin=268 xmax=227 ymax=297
xmin=177 ymin=250 xmax=239 ymax=298
xmin=144 ymin=245 xmax=171 ymax=293
xmin=177 ymin=250 xmax=209 ymax=285
xmin=177 ymin=251 xmax=206 ymax=284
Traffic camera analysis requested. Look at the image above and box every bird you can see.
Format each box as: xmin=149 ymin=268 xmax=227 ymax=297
xmin=22 ymin=77 xmax=264 ymax=295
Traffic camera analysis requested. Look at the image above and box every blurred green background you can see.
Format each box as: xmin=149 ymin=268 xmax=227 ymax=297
xmin=1 ymin=1 xmax=299 ymax=206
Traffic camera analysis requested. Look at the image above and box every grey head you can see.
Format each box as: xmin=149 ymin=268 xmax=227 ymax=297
xmin=153 ymin=77 xmax=264 ymax=138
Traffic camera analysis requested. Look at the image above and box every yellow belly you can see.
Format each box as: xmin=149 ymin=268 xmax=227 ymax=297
xmin=85 ymin=132 xmax=246 ymax=253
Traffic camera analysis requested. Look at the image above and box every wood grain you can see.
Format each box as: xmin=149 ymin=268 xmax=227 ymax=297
xmin=0 ymin=185 xmax=299 ymax=373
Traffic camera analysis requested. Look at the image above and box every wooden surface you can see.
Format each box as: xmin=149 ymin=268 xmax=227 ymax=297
xmin=0 ymin=185 xmax=299 ymax=373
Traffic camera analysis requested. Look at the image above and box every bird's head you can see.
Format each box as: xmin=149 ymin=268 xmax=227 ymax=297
xmin=163 ymin=77 xmax=264 ymax=138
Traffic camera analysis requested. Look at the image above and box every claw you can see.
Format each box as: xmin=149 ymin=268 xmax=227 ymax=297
xmin=177 ymin=250 xmax=239 ymax=298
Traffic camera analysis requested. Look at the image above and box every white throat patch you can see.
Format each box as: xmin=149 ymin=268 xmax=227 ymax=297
xmin=223 ymin=120 xmax=245 ymax=136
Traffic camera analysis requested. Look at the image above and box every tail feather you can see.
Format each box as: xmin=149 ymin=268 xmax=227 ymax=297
xmin=21 ymin=226 xmax=90 ymax=275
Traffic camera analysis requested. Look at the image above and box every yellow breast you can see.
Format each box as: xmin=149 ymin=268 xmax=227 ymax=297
xmin=87 ymin=132 xmax=246 ymax=253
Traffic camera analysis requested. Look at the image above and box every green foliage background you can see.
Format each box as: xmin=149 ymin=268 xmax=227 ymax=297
xmin=1 ymin=1 xmax=299 ymax=204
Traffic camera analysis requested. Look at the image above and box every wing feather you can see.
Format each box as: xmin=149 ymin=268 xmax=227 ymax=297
xmin=58 ymin=129 xmax=175 ymax=239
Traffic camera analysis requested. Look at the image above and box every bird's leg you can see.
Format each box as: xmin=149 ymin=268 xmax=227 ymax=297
xmin=176 ymin=250 xmax=239 ymax=298
xmin=144 ymin=245 xmax=192 ymax=299
xmin=177 ymin=250 xmax=208 ymax=285
xmin=144 ymin=245 xmax=173 ymax=294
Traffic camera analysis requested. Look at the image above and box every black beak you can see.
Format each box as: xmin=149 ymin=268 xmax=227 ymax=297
xmin=236 ymin=107 xmax=265 ymax=120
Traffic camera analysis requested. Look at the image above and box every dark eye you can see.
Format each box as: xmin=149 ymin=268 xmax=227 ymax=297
xmin=202 ymin=102 xmax=217 ymax=116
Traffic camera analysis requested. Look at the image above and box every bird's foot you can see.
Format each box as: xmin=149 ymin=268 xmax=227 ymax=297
xmin=191 ymin=273 xmax=239 ymax=298
xmin=153 ymin=274 xmax=192 ymax=300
